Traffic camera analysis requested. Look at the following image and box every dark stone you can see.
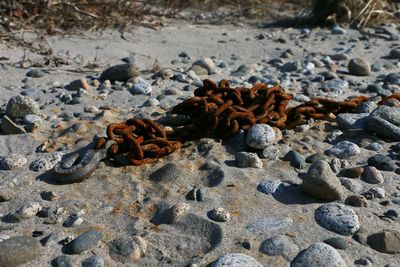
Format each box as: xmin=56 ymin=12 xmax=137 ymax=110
xmin=64 ymin=230 xmax=103 ymax=254
xmin=323 ymin=236 xmax=348 ymax=250
xmin=52 ymin=255 xmax=75 ymax=267
xmin=367 ymin=154 xmax=396 ymax=171
xmin=0 ymin=236 xmax=43 ymax=267
xmin=284 ymin=150 xmax=306 ymax=169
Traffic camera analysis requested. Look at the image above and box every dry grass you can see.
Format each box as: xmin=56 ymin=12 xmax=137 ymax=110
xmin=311 ymin=0 xmax=398 ymax=27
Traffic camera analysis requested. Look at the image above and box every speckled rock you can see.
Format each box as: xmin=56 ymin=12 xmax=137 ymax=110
xmin=235 ymin=152 xmax=263 ymax=168
xmin=211 ymin=253 xmax=263 ymax=267
xmin=257 ymin=180 xmax=285 ymax=195
xmin=339 ymin=178 xmax=363 ymax=193
xmin=0 ymin=154 xmax=27 ymax=170
xmin=130 ymin=77 xmax=152 ymax=95
xmin=315 ymin=203 xmax=360 ymax=236
xmin=302 ymin=160 xmax=344 ymax=201
xmin=246 ymin=124 xmax=275 ymax=149
xmin=345 ymin=195 xmax=369 ymax=207
xmin=0 ymin=236 xmax=43 ymax=267
xmin=5 ymin=95 xmax=42 ymax=120
xmin=292 ymin=242 xmax=347 ymax=267
xmin=327 ymin=141 xmax=361 ymax=159
xmin=109 ymin=236 xmax=147 ymax=263
xmin=208 ymin=207 xmax=231 ymax=222
xmin=361 ymin=166 xmax=384 ymax=184
xmin=29 ymin=152 xmax=64 ymax=172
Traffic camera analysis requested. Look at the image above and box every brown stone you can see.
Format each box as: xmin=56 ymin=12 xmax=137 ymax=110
xmin=67 ymin=78 xmax=90 ymax=90
xmin=345 ymin=195 xmax=368 ymax=207
xmin=367 ymin=230 xmax=400 ymax=254
xmin=340 ymin=166 xmax=364 ymax=178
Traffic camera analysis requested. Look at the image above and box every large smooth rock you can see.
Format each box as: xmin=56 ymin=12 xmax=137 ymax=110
xmin=301 ymin=160 xmax=344 ymax=201
xmin=368 ymin=106 xmax=400 ymax=141
xmin=0 ymin=236 xmax=43 ymax=267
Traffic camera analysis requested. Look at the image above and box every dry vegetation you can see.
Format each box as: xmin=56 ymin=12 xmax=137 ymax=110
xmin=0 ymin=0 xmax=397 ymax=33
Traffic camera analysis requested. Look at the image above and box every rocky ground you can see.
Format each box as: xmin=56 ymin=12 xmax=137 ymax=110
xmin=0 ymin=19 xmax=400 ymax=267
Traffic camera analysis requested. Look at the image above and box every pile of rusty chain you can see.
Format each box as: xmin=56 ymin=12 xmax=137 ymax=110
xmin=94 ymin=79 xmax=394 ymax=166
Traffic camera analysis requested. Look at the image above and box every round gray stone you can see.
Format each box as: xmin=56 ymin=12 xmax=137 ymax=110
xmin=65 ymin=230 xmax=103 ymax=254
xmin=315 ymin=203 xmax=360 ymax=236
xmin=292 ymin=242 xmax=346 ymax=267
xmin=211 ymin=253 xmax=263 ymax=267
xmin=0 ymin=236 xmax=43 ymax=267
xmin=328 ymin=141 xmax=361 ymax=159
xmin=246 ymin=124 xmax=275 ymax=149
xmin=259 ymin=235 xmax=299 ymax=260
xmin=257 ymin=180 xmax=285 ymax=195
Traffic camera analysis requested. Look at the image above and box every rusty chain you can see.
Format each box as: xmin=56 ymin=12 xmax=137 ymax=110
xmin=94 ymin=79 xmax=396 ymax=166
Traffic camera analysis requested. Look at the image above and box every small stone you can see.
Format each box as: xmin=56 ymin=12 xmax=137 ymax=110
xmin=336 ymin=113 xmax=369 ymax=130
xmin=340 ymin=166 xmax=364 ymax=178
xmin=235 ymin=152 xmax=263 ymax=168
xmin=67 ymin=78 xmax=90 ymax=90
xmin=362 ymin=187 xmax=385 ymax=199
xmin=257 ymin=180 xmax=285 ymax=195
xmin=332 ymin=25 xmax=347 ymax=34
xmin=324 ymin=79 xmax=349 ymax=94
xmin=259 ymin=235 xmax=299 ymax=261
xmin=53 ymin=255 xmax=75 ymax=267
xmin=367 ymin=154 xmax=396 ymax=171
xmin=191 ymin=58 xmax=218 ymax=75
xmin=26 ymin=69 xmax=44 ymax=78
xmin=364 ymin=142 xmax=383 ymax=151
xmin=99 ymin=63 xmax=138 ymax=82
xmin=384 ymin=73 xmax=400 ymax=85
xmin=109 ymin=236 xmax=146 ymax=262
xmin=1 ymin=115 xmax=26 ymax=134
xmin=345 ymin=195 xmax=369 ymax=207
xmin=65 ymin=230 xmax=103 ymax=254
xmin=40 ymin=191 xmax=58 ymax=201
xmin=208 ymin=207 xmax=231 ymax=222
xmin=0 ymin=189 xmax=16 ymax=202
xmin=14 ymin=202 xmax=42 ymax=219
xmin=315 ymin=203 xmax=360 ymax=236
xmin=284 ymin=150 xmax=306 ymax=169
xmin=389 ymin=48 xmax=400 ymax=59
xmin=348 ymin=58 xmax=371 ymax=76
xmin=301 ymin=160 xmax=344 ymax=201
xmin=211 ymin=253 xmax=263 ymax=267
xmin=340 ymin=178 xmax=363 ymax=193
xmin=0 ymin=236 xmax=43 ymax=267
xmin=327 ymin=141 xmax=361 ymax=159
xmin=5 ymin=95 xmax=42 ymax=120
xmin=24 ymin=114 xmax=42 ymax=126
xmin=71 ymin=122 xmax=87 ymax=134
xmin=323 ymin=236 xmax=348 ymax=250
xmin=367 ymin=230 xmax=400 ymax=254
xmin=29 ymin=152 xmax=64 ymax=172
xmin=0 ymin=154 xmax=27 ymax=170
xmin=246 ymin=124 xmax=275 ymax=149
xmin=261 ymin=146 xmax=279 ymax=160
xmin=292 ymin=242 xmax=346 ymax=267
xmin=281 ymin=61 xmax=301 ymax=72
xmin=166 ymin=202 xmax=190 ymax=223
xmin=130 ymin=77 xmax=152 ymax=95
xmin=82 ymin=255 xmax=104 ymax=267
xmin=368 ymin=106 xmax=400 ymax=141
xmin=361 ymin=166 xmax=384 ymax=184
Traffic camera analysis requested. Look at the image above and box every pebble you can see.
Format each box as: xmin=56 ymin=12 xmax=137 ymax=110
xmin=362 ymin=187 xmax=386 ymax=199
xmin=211 ymin=253 xmax=263 ymax=267
xmin=384 ymin=73 xmax=400 ymax=84
xmin=364 ymin=142 xmax=383 ymax=151
xmin=130 ymin=77 xmax=153 ymax=95
xmin=259 ymin=235 xmax=299 ymax=260
xmin=354 ymin=258 xmax=372 ymax=266
xmin=257 ymin=180 xmax=285 ymax=195
xmin=340 ymin=166 xmax=364 ymax=178
xmin=315 ymin=203 xmax=360 ymax=235
xmin=348 ymin=58 xmax=371 ymax=76
xmin=246 ymin=124 xmax=275 ymax=149
xmin=0 ymin=236 xmax=43 ymax=266
xmin=281 ymin=60 xmax=301 ymax=72
xmin=208 ymin=207 xmax=231 ymax=222
xmin=301 ymin=160 xmax=344 ymax=201
xmin=336 ymin=113 xmax=369 ymax=130
xmin=367 ymin=154 xmax=396 ymax=171
xmin=327 ymin=141 xmax=361 ymax=159
xmin=331 ymin=25 xmax=347 ymax=34
xmin=29 ymin=151 xmax=64 ymax=172
xmin=191 ymin=58 xmax=218 ymax=75
xmin=345 ymin=195 xmax=369 ymax=207
xmin=324 ymin=79 xmax=349 ymax=94
xmin=26 ymin=69 xmax=44 ymax=78
xmin=361 ymin=166 xmax=384 ymax=184
xmin=5 ymin=95 xmax=42 ymax=119
xmin=67 ymin=78 xmax=90 ymax=91
xmin=109 ymin=236 xmax=146 ymax=262
xmin=14 ymin=202 xmax=42 ymax=220
xmin=82 ymin=255 xmax=104 ymax=267
xmin=53 ymin=255 xmax=75 ymax=267
xmin=389 ymin=48 xmax=400 ymax=59
xmin=339 ymin=178 xmax=363 ymax=193
xmin=0 ymin=154 xmax=27 ymax=170
xmin=367 ymin=230 xmax=400 ymax=254
xmin=99 ymin=63 xmax=138 ymax=82
xmin=65 ymin=230 xmax=103 ymax=254
xmin=235 ymin=152 xmax=263 ymax=168
xmin=1 ymin=115 xmax=26 ymax=134
xmin=166 ymin=202 xmax=190 ymax=223
xmin=284 ymin=150 xmax=306 ymax=169
xmin=261 ymin=146 xmax=279 ymax=160
xmin=355 ymin=101 xmax=377 ymax=113
xmin=368 ymin=106 xmax=400 ymax=141
xmin=323 ymin=236 xmax=348 ymax=250
xmin=292 ymin=242 xmax=346 ymax=267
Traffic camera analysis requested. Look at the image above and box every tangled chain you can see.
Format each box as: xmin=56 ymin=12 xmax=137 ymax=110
xmin=94 ymin=79 xmax=392 ymax=166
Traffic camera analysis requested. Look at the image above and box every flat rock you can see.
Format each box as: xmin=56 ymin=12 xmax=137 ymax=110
xmin=292 ymin=242 xmax=347 ymax=267
xmin=211 ymin=253 xmax=263 ymax=267
xmin=0 ymin=236 xmax=43 ymax=267
xmin=315 ymin=203 xmax=360 ymax=236
xmin=367 ymin=230 xmax=400 ymax=254
xmin=1 ymin=115 xmax=26 ymax=134
xmin=301 ymin=160 xmax=344 ymax=201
